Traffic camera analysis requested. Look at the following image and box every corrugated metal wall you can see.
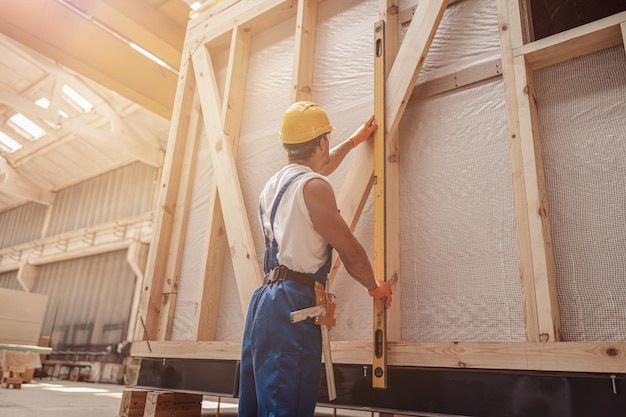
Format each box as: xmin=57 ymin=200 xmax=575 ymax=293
xmin=46 ymin=162 xmax=158 ymax=236
xmin=0 ymin=162 xmax=159 ymax=349
xmin=0 ymin=270 xmax=20 ymax=290
xmin=35 ymin=250 xmax=136 ymax=349
xmin=0 ymin=202 xmax=48 ymax=249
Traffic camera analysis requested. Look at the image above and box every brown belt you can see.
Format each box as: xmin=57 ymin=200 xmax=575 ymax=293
xmin=263 ymin=265 xmax=320 ymax=289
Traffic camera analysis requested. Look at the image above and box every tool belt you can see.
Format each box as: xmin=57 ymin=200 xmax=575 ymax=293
xmin=264 ymin=265 xmax=319 ymax=288
xmin=265 ymin=265 xmax=336 ymax=328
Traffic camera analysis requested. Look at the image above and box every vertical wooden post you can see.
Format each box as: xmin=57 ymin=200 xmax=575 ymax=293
xmin=496 ymin=0 xmax=560 ymax=342
xmin=157 ymin=89 xmax=201 ymax=341
xmin=126 ymin=242 xmax=149 ymax=342
xmin=292 ymin=0 xmax=318 ymax=102
xmin=496 ymin=0 xmax=540 ymax=341
xmin=136 ymin=49 xmax=198 ymax=342
xmin=17 ymin=263 xmax=38 ymax=292
xmin=512 ymin=54 xmax=560 ymax=342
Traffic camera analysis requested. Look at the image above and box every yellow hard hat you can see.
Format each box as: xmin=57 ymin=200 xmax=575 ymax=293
xmin=279 ymin=101 xmax=335 ymax=144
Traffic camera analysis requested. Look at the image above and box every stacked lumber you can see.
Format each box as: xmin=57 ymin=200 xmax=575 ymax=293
xmin=117 ymin=389 xmax=203 ymax=417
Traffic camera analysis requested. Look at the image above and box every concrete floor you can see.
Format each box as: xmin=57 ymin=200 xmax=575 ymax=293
xmin=0 ymin=379 xmax=379 ymax=417
xmin=0 ymin=379 xmax=126 ymax=417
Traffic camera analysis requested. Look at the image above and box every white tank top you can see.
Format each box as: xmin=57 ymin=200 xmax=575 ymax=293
xmin=259 ymin=163 xmax=331 ymax=274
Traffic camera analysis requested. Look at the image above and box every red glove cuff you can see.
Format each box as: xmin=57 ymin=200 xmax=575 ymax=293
xmin=350 ymin=134 xmax=368 ymax=148
xmin=367 ymin=281 xmax=392 ymax=308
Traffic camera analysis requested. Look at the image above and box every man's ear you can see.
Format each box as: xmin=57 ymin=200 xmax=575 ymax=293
xmin=320 ymin=135 xmax=329 ymax=150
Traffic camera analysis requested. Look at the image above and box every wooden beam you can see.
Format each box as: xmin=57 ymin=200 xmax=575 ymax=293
xmin=221 ymin=28 xmax=251 ymax=150
xmin=398 ymin=0 xmax=464 ymax=25
xmin=131 ymin=340 xmax=626 ymax=374
xmin=192 ymin=45 xmax=263 ymax=317
xmin=17 ymin=263 xmax=38 ymax=292
xmin=194 ymin=180 xmax=228 ymax=341
xmin=118 ymin=389 xmax=148 ymax=417
xmin=187 ymin=0 xmax=297 ymax=49
xmin=192 ymin=0 xmax=240 ymax=18
xmin=0 ymin=214 xmax=152 ymax=273
xmin=194 ymin=27 xmax=251 ymax=341
xmin=292 ymin=0 xmax=318 ymax=102
xmin=63 ymin=118 xmax=163 ymax=168
xmin=0 ymin=42 xmax=165 ymax=169
xmin=47 ymin=76 xmax=65 ymax=124
xmin=0 ymin=0 xmax=179 ymax=118
xmin=505 ymin=0 xmax=525 ymax=49
xmin=70 ymin=0 xmax=186 ymax=69
xmin=411 ymin=53 xmax=502 ymax=99
xmin=145 ymin=0 xmax=192 ymax=23
xmin=0 ymin=157 xmax=55 ymax=205
xmin=143 ymin=391 xmax=202 ymax=417
xmin=499 ymin=0 xmax=559 ymax=343
xmin=334 ymin=341 xmax=626 ymax=373
xmin=156 ymin=89 xmax=201 ymax=342
xmin=0 ymin=87 xmax=60 ymax=125
xmin=385 ymin=0 xmax=448 ymax=144
xmin=127 ymin=242 xmax=150 ymax=342
xmin=514 ymin=11 xmax=626 ymax=70
xmin=496 ymin=0 xmax=540 ymax=342
xmin=517 ymin=0 xmax=534 ymax=45
xmin=136 ymin=51 xmax=197 ymax=341
xmin=513 ymin=54 xmax=560 ymax=342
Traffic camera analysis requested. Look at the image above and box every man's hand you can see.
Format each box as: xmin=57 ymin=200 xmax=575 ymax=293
xmin=367 ymin=281 xmax=392 ymax=308
xmin=349 ymin=115 xmax=378 ymax=147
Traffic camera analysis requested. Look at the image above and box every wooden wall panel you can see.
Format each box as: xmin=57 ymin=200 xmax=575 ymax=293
xmin=0 ymin=288 xmax=48 ymax=345
xmin=131 ymin=0 xmax=626 ymax=375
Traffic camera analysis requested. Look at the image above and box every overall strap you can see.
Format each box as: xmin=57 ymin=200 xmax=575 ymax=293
xmin=269 ymin=171 xmax=306 ymax=234
xmin=259 ymin=171 xmax=306 ymax=274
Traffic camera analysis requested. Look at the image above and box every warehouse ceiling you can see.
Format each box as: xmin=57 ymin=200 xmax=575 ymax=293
xmin=0 ymin=0 xmax=205 ymax=213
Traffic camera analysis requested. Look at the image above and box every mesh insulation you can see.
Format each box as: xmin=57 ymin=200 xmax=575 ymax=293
xmin=399 ymin=78 xmax=525 ymax=342
xmin=534 ymin=46 xmax=626 ymax=342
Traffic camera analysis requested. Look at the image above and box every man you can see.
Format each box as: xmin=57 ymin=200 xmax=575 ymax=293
xmin=238 ymin=101 xmax=393 ymax=417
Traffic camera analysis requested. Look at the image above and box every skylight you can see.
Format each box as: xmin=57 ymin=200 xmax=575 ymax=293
xmin=62 ymin=85 xmax=93 ymax=112
xmin=36 ymin=97 xmax=69 ymax=118
xmin=35 ymin=97 xmax=49 ymax=108
xmin=0 ymin=131 xmax=23 ymax=153
xmin=9 ymin=113 xmax=45 ymax=140
xmin=129 ymin=42 xmax=169 ymax=68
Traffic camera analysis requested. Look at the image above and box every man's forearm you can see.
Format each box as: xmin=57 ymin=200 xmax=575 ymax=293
xmin=321 ymin=138 xmax=354 ymax=176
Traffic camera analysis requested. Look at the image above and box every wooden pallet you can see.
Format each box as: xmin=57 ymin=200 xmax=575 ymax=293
xmin=117 ymin=389 xmax=203 ymax=417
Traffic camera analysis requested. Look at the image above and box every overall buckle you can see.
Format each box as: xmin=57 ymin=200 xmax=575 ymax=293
xmin=265 ymin=265 xmax=288 ymax=284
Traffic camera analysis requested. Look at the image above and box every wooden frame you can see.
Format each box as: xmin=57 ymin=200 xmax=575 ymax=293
xmin=133 ymin=0 xmax=626 ymax=374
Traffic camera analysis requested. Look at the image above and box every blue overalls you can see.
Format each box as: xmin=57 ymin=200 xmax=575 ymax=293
xmin=238 ymin=172 xmax=331 ymax=417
